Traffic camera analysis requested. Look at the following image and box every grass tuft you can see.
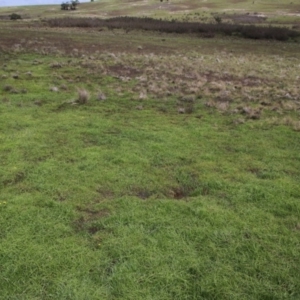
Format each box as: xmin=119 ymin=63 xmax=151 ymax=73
xmin=77 ymin=88 xmax=90 ymax=104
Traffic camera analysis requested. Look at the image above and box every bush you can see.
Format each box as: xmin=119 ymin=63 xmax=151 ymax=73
xmin=214 ymin=16 xmax=222 ymax=24
xmin=10 ymin=13 xmax=22 ymax=21
xmin=47 ymin=16 xmax=300 ymax=41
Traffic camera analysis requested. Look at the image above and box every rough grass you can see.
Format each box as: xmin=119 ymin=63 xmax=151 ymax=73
xmin=1 ymin=46 xmax=300 ymax=300
xmin=0 ymin=1 xmax=300 ymax=299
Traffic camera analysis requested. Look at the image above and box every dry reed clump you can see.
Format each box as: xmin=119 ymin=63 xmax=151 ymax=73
xmin=139 ymin=91 xmax=147 ymax=100
xmin=60 ymin=84 xmax=68 ymax=91
xmin=77 ymin=88 xmax=90 ymax=104
xmin=280 ymin=100 xmax=298 ymax=111
xmin=50 ymin=62 xmax=63 ymax=68
xmin=50 ymin=86 xmax=59 ymax=92
xmin=292 ymin=121 xmax=300 ymax=132
xmin=216 ymin=101 xmax=230 ymax=112
xmin=97 ymin=90 xmax=106 ymax=101
xmin=3 ymin=85 xmax=14 ymax=92
xmin=267 ymin=116 xmax=300 ymax=131
xmin=241 ymin=106 xmax=261 ymax=119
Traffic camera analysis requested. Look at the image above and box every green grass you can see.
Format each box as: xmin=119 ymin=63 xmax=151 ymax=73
xmin=1 ymin=1 xmax=300 ymax=298
xmin=1 ymin=50 xmax=300 ymax=299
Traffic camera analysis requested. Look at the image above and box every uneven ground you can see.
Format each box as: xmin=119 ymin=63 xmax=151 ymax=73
xmin=0 ymin=1 xmax=300 ymax=299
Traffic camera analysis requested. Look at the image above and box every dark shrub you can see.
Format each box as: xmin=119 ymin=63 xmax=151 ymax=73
xmin=47 ymin=16 xmax=300 ymax=41
xmin=10 ymin=13 xmax=22 ymax=20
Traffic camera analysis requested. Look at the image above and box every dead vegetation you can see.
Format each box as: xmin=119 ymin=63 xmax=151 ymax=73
xmin=76 ymin=88 xmax=90 ymax=104
xmin=47 ymin=16 xmax=300 ymax=41
xmin=0 ymin=17 xmax=299 ymax=128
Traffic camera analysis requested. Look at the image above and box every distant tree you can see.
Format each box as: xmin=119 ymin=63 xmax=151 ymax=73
xmin=61 ymin=0 xmax=79 ymax=10
xmin=10 ymin=13 xmax=22 ymax=20
xmin=214 ymin=15 xmax=222 ymax=24
xmin=61 ymin=2 xmax=70 ymax=10
xmin=71 ymin=0 xmax=79 ymax=10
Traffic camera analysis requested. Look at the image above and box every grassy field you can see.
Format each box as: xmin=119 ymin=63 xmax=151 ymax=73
xmin=1 ymin=1 xmax=300 ymax=299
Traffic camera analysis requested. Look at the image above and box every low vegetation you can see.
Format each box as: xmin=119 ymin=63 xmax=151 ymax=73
xmin=47 ymin=16 xmax=300 ymax=41
xmin=0 ymin=0 xmax=300 ymax=299
xmin=9 ymin=13 xmax=22 ymax=20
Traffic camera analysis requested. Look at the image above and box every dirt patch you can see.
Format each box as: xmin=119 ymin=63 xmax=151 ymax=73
xmin=77 ymin=207 xmax=110 ymax=220
xmin=74 ymin=206 xmax=110 ymax=234
xmin=131 ymin=188 xmax=155 ymax=200
xmin=2 ymin=171 xmax=25 ymax=186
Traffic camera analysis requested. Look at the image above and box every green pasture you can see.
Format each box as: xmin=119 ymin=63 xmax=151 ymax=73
xmin=1 ymin=0 xmax=300 ymax=298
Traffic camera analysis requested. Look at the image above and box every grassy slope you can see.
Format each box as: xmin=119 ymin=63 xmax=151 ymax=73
xmin=1 ymin=0 xmax=300 ymax=20
xmin=1 ymin=1 xmax=300 ymax=299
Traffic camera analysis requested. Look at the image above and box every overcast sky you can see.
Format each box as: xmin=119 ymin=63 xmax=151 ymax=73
xmin=0 ymin=0 xmax=89 ymax=7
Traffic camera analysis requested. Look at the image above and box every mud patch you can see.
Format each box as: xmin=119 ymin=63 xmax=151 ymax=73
xmin=2 ymin=171 xmax=25 ymax=186
xmin=74 ymin=206 xmax=110 ymax=234
xmin=132 ymin=188 xmax=155 ymax=200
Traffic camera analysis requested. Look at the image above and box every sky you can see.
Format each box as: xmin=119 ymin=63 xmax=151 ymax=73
xmin=0 ymin=0 xmax=89 ymax=7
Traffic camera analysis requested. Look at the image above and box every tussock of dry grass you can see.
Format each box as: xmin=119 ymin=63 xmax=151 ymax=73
xmin=77 ymin=88 xmax=90 ymax=104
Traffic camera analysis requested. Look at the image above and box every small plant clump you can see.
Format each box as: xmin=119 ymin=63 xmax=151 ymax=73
xmin=214 ymin=15 xmax=222 ymax=24
xmin=77 ymin=88 xmax=90 ymax=104
xmin=47 ymin=16 xmax=300 ymax=41
xmin=10 ymin=13 xmax=22 ymax=21
xmin=61 ymin=0 xmax=79 ymax=11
